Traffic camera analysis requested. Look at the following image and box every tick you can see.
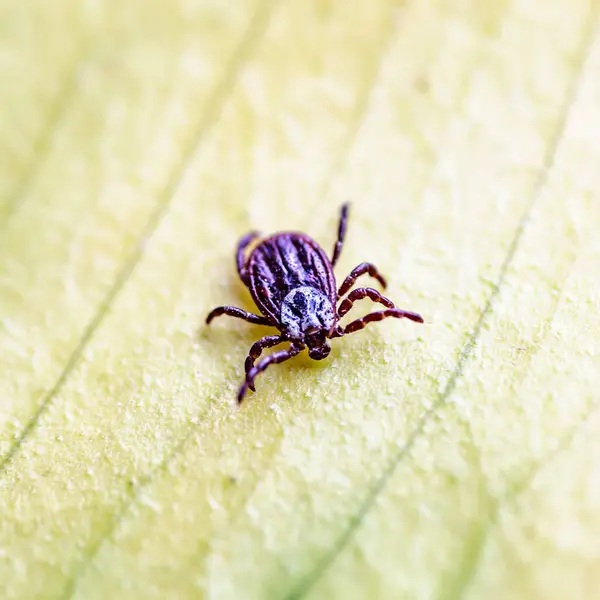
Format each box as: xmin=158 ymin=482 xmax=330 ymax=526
xmin=206 ymin=204 xmax=424 ymax=403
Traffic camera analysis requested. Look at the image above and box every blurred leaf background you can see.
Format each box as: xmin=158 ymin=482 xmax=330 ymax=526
xmin=1 ymin=0 xmax=600 ymax=598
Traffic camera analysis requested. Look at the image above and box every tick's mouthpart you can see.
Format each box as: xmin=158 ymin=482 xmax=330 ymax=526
xmin=308 ymin=345 xmax=331 ymax=361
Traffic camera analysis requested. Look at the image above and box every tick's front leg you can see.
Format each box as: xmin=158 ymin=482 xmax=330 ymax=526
xmin=337 ymin=263 xmax=387 ymax=298
xmin=342 ymin=308 xmax=424 ymax=335
xmin=245 ymin=335 xmax=286 ymax=391
xmin=331 ymin=203 xmax=349 ymax=267
xmin=238 ymin=343 xmax=303 ymax=403
xmin=206 ymin=306 xmax=272 ymax=326
xmin=337 ymin=287 xmax=395 ymax=317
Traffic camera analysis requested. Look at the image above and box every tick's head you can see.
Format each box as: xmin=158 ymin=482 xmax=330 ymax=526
xmin=280 ymin=286 xmax=335 ymax=358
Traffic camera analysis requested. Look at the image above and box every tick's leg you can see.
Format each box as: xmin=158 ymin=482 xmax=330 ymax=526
xmin=331 ymin=203 xmax=349 ymax=267
xmin=337 ymin=287 xmax=395 ymax=317
xmin=237 ymin=231 xmax=260 ymax=285
xmin=238 ymin=344 xmax=303 ymax=403
xmin=245 ymin=335 xmax=285 ymax=391
xmin=342 ymin=308 xmax=424 ymax=335
xmin=337 ymin=262 xmax=387 ymax=298
xmin=206 ymin=305 xmax=272 ymax=326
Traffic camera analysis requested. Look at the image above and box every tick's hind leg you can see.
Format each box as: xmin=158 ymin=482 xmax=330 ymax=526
xmin=342 ymin=308 xmax=424 ymax=335
xmin=337 ymin=287 xmax=395 ymax=317
xmin=245 ymin=335 xmax=285 ymax=391
xmin=238 ymin=343 xmax=303 ymax=403
xmin=237 ymin=231 xmax=260 ymax=285
xmin=331 ymin=203 xmax=349 ymax=267
xmin=206 ymin=306 xmax=272 ymax=326
xmin=337 ymin=263 xmax=387 ymax=298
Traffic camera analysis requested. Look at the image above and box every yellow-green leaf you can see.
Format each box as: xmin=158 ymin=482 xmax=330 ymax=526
xmin=1 ymin=1 xmax=600 ymax=599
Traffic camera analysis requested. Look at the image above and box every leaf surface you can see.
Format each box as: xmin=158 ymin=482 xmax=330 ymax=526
xmin=1 ymin=1 xmax=599 ymax=599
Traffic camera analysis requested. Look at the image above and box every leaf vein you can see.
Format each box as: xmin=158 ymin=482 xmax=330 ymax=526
xmin=0 ymin=0 xmax=277 ymax=477
xmin=283 ymin=11 xmax=599 ymax=600
xmin=0 ymin=43 xmax=91 ymax=228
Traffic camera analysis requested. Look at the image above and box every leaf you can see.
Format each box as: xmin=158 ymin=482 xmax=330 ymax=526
xmin=1 ymin=1 xmax=600 ymax=599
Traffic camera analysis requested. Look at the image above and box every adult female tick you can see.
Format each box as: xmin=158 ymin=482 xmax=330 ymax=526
xmin=206 ymin=204 xmax=424 ymax=403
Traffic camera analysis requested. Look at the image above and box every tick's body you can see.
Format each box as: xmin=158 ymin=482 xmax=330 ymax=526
xmin=248 ymin=233 xmax=337 ymax=332
xmin=206 ymin=204 xmax=423 ymax=403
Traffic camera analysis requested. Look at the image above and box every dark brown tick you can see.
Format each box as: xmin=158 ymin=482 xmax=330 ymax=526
xmin=206 ymin=204 xmax=424 ymax=403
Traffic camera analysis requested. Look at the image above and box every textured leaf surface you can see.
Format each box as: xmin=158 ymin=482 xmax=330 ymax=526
xmin=1 ymin=1 xmax=600 ymax=599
